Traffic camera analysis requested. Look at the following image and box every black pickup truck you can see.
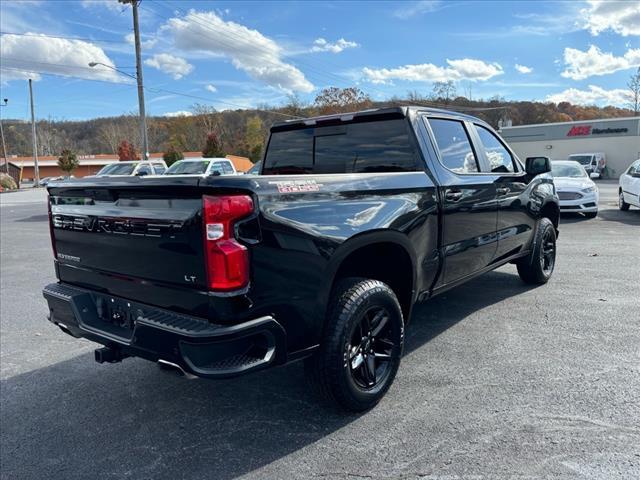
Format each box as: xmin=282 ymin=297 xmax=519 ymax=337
xmin=43 ymin=107 xmax=559 ymax=411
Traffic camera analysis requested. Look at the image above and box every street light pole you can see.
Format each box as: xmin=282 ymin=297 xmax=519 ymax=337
xmin=29 ymin=79 xmax=40 ymax=185
xmin=0 ymin=99 xmax=8 ymax=174
xmin=119 ymin=0 xmax=148 ymax=160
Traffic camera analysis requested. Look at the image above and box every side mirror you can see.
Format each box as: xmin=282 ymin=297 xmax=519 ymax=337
xmin=211 ymin=170 xmax=221 ymax=176
xmin=525 ymin=156 xmax=551 ymax=176
xmin=136 ymin=170 xmax=149 ymax=176
xmin=589 ymin=172 xmax=600 ymax=179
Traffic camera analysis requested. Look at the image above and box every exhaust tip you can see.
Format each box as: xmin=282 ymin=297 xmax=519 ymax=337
xmin=157 ymin=359 xmax=197 ymax=379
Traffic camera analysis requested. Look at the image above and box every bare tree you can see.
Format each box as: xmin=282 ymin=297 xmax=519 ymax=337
xmin=628 ymin=67 xmax=640 ymax=115
xmin=99 ymin=121 xmax=122 ymax=154
xmin=430 ymin=81 xmax=457 ymax=104
xmin=37 ymin=118 xmax=63 ymax=156
xmin=314 ymin=87 xmax=372 ymax=114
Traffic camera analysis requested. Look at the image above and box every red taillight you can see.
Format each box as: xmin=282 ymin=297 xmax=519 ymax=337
xmin=48 ymin=196 xmax=58 ymax=259
xmin=202 ymin=195 xmax=254 ymax=291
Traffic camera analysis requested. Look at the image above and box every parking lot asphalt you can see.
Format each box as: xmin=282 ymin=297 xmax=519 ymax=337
xmin=1 ymin=182 xmax=639 ymax=479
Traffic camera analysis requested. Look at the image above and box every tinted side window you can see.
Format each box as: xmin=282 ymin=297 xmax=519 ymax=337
xmin=153 ymin=164 xmax=166 ymax=174
xmin=476 ymin=126 xmax=515 ymax=173
xmin=263 ymin=129 xmax=313 ymax=174
xmin=428 ymin=119 xmax=479 ymax=173
xmin=314 ymin=119 xmax=418 ymax=173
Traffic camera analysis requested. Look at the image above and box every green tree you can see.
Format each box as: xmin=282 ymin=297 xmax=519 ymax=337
xmin=163 ymin=137 xmax=184 ymax=166
xmin=202 ymin=132 xmax=224 ymax=158
xmin=245 ymin=116 xmax=264 ymax=161
xmin=57 ymin=149 xmax=79 ymax=177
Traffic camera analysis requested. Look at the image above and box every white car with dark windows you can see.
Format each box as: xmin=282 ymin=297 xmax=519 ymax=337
xmin=551 ymin=160 xmax=599 ymax=218
xmin=95 ymin=160 xmax=167 ymax=177
xmin=163 ymin=158 xmax=237 ymax=177
xmin=619 ymin=159 xmax=640 ymax=210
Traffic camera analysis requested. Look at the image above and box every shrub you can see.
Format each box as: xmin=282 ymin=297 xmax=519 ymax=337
xmin=0 ymin=173 xmax=17 ymax=191
xmin=163 ymin=145 xmax=184 ymax=166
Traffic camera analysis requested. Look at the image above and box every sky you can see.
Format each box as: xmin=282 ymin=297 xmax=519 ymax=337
xmin=0 ymin=0 xmax=638 ymax=120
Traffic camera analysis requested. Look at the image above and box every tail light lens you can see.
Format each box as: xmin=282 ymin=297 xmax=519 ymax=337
xmin=48 ymin=196 xmax=58 ymax=259
xmin=202 ymin=195 xmax=254 ymax=292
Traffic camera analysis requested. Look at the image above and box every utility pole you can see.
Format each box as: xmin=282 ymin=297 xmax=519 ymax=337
xmin=119 ymin=0 xmax=149 ymax=160
xmin=29 ymin=79 xmax=40 ymax=185
xmin=0 ymin=99 xmax=8 ymax=174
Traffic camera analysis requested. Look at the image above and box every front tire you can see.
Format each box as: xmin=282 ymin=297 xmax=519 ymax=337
xmin=305 ymin=278 xmax=404 ymax=412
xmin=619 ymin=190 xmax=630 ymax=211
xmin=517 ymin=217 xmax=556 ymax=284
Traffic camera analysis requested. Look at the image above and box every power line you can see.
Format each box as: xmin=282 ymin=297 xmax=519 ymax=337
xmin=0 ymin=31 xmax=130 ymax=44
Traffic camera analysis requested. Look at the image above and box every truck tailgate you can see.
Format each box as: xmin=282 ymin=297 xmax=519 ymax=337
xmin=49 ymin=179 xmax=208 ymax=292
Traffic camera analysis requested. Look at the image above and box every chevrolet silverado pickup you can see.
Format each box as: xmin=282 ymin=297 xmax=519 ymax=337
xmin=43 ymin=107 xmax=560 ymax=411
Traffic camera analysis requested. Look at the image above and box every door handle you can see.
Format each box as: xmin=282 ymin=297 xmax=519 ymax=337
xmin=496 ymin=187 xmax=511 ymax=196
xmin=445 ymin=189 xmax=463 ymax=201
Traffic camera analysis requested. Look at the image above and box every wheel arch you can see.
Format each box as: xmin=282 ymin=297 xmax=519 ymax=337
xmin=319 ymin=231 xmax=418 ymax=324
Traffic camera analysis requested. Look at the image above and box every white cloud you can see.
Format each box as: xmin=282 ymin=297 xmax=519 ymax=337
xmin=163 ymin=110 xmax=193 ymax=117
xmin=0 ymin=33 xmax=125 ymax=83
xmin=363 ymin=58 xmax=503 ymax=84
xmin=311 ymin=38 xmax=358 ymax=53
xmin=160 ymin=10 xmax=314 ymax=93
xmin=144 ymin=53 xmax=194 ymax=80
xmin=515 ymin=64 xmax=533 ymax=74
xmin=394 ymin=1 xmax=442 ymax=19
xmin=80 ymin=0 xmax=123 ymax=13
xmin=561 ymin=45 xmax=640 ymax=80
xmin=124 ymin=33 xmax=157 ymax=50
xmin=546 ymin=85 xmax=632 ymax=106
xmin=205 ymin=84 xmax=217 ymax=93
xmin=581 ymin=0 xmax=640 ymax=37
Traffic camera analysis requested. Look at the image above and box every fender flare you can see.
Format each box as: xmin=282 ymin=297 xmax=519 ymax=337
xmin=316 ymin=230 xmax=418 ymax=319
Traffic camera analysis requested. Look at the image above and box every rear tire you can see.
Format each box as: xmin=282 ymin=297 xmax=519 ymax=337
xmin=583 ymin=211 xmax=597 ymax=219
xmin=305 ymin=278 xmax=404 ymax=412
xmin=517 ymin=217 xmax=556 ymax=285
xmin=619 ymin=190 xmax=630 ymax=211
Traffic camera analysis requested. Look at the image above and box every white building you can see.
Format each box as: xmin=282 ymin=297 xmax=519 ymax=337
xmin=500 ymin=117 xmax=640 ymax=178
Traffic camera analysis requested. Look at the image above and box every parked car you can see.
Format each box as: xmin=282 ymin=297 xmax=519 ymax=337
xmin=551 ymin=160 xmax=599 ymax=218
xmin=95 ymin=161 xmax=167 ymax=177
xmin=618 ymin=159 xmax=640 ymax=210
xmin=38 ymin=177 xmax=53 ymax=187
xmin=567 ymin=152 xmax=606 ymax=179
xmin=164 ymin=158 xmax=237 ymax=176
xmin=43 ymin=107 xmax=560 ymax=411
xmin=40 ymin=176 xmax=74 ymax=187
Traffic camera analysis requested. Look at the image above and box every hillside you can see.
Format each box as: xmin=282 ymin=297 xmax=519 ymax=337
xmin=0 ymin=90 xmax=636 ymax=160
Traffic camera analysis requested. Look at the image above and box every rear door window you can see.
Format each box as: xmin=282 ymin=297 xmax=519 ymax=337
xmin=428 ymin=118 xmax=479 ymax=174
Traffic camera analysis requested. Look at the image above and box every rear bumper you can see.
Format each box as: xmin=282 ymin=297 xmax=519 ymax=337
xmin=43 ymin=282 xmax=287 ymax=378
